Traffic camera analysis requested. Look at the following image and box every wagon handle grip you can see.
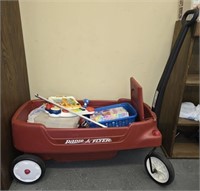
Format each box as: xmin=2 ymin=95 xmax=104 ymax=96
xmin=181 ymin=7 xmax=199 ymax=26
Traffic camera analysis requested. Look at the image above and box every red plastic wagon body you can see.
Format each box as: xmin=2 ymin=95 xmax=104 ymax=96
xmin=11 ymin=77 xmax=175 ymax=185
xmin=12 ymin=77 xmax=161 ymax=162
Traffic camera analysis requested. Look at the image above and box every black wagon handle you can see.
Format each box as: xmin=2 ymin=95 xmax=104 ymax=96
xmin=152 ymin=7 xmax=199 ymax=121
xmin=182 ymin=7 xmax=199 ymax=26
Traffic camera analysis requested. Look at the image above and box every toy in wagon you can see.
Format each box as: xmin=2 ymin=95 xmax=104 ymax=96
xmin=29 ymin=94 xmax=137 ymax=128
xmin=27 ymin=95 xmax=96 ymax=128
xmin=44 ymin=96 xmax=94 ymax=117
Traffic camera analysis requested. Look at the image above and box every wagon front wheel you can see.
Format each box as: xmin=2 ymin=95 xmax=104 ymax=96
xmin=144 ymin=152 xmax=175 ymax=185
xmin=11 ymin=154 xmax=46 ymax=184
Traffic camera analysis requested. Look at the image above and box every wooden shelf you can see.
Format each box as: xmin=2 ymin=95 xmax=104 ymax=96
xmin=158 ymin=21 xmax=199 ymax=159
xmin=172 ymin=133 xmax=199 ymax=158
xmin=186 ymin=74 xmax=199 ymax=86
xmin=172 ymin=142 xmax=199 ymax=158
xmin=178 ymin=118 xmax=199 ymax=126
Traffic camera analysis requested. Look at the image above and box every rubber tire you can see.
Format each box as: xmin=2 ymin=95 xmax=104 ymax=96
xmin=144 ymin=152 xmax=175 ymax=185
xmin=11 ymin=154 xmax=46 ymax=184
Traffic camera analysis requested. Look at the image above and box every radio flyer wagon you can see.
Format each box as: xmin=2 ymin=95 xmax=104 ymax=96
xmin=11 ymin=77 xmax=175 ymax=185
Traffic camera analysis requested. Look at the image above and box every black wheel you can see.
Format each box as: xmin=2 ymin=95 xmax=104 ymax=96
xmin=144 ymin=152 xmax=175 ymax=185
xmin=11 ymin=154 xmax=46 ymax=184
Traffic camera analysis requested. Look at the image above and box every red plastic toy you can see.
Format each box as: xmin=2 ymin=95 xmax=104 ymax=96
xmin=11 ymin=77 xmax=175 ymax=185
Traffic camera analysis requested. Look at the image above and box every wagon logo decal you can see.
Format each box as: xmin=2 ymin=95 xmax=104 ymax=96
xmin=65 ymin=138 xmax=112 ymax=144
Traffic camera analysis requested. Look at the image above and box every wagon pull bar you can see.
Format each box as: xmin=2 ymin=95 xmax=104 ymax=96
xmin=35 ymin=94 xmax=107 ymax=128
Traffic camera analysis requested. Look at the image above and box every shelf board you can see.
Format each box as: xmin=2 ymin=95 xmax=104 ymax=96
xmin=172 ymin=133 xmax=199 ymax=158
xmin=178 ymin=118 xmax=199 ymax=126
xmin=172 ymin=142 xmax=199 ymax=158
xmin=186 ymin=74 xmax=199 ymax=86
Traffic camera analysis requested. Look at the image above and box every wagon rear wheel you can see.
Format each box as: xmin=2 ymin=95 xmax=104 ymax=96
xmin=11 ymin=154 xmax=46 ymax=184
xmin=144 ymin=152 xmax=175 ymax=185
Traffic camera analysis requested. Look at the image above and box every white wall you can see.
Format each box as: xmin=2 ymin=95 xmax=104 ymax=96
xmin=19 ymin=0 xmax=179 ymax=105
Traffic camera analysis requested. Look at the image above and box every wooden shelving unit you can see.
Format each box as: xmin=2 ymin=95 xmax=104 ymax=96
xmin=158 ymin=21 xmax=199 ymax=159
xmin=186 ymin=74 xmax=199 ymax=85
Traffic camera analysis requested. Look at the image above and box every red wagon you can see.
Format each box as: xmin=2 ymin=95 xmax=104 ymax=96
xmin=11 ymin=77 xmax=175 ymax=185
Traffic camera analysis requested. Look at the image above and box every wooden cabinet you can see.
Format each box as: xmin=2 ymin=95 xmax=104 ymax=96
xmin=158 ymin=21 xmax=199 ymax=158
xmin=1 ymin=1 xmax=30 ymax=189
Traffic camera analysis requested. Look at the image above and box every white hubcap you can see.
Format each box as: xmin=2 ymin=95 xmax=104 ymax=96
xmin=146 ymin=157 xmax=169 ymax=183
xmin=13 ymin=160 xmax=42 ymax=183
